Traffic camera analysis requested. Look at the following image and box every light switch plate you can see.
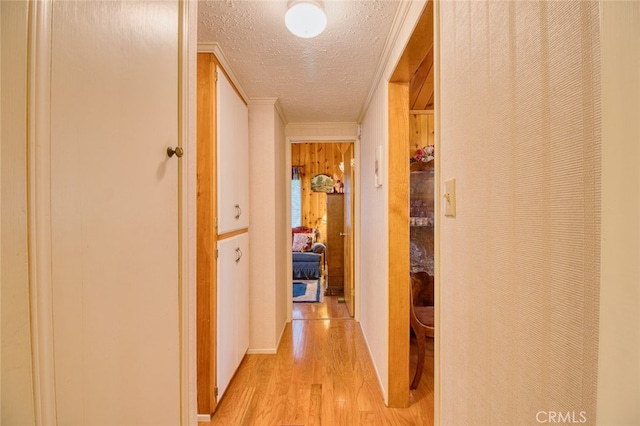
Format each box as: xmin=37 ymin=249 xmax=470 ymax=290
xmin=444 ymin=178 xmax=456 ymax=217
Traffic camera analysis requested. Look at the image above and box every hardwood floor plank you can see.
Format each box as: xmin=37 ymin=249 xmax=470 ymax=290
xmin=308 ymin=383 xmax=323 ymax=426
xmin=293 ymin=295 xmax=350 ymax=320
xmin=238 ymin=357 xmax=275 ymax=425
xmin=203 ymin=303 xmax=433 ymax=426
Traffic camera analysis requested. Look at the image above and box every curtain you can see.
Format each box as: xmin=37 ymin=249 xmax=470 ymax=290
xmin=292 ymin=166 xmax=303 ymax=180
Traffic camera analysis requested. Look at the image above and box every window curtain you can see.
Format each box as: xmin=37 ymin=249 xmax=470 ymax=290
xmin=292 ymin=166 xmax=303 ymax=180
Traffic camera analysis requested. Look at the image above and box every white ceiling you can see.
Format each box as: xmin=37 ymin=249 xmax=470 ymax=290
xmin=198 ymin=0 xmax=401 ymax=123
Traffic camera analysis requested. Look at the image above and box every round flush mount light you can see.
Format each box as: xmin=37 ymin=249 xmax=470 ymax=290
xmin=285 ymin=0 xmax=327 ymax=39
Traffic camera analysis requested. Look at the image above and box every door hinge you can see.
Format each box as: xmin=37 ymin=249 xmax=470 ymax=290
xmin=214 ymin=387 xmax=219 ymax=397
xmin=214 ymin=70 xmax=218 ymax=83
xmin=216 ymin=249 xmax=219 ymax=259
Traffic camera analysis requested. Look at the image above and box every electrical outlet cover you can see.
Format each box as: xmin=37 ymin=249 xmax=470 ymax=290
xmin=444 ymin=178 xmax=456 ymax=217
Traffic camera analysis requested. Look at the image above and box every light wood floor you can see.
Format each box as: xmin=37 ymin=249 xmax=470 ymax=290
xmin=292 ymin=295 xmax=352 ymax=320
xmin=203 ymin=296 xmax=434 ymax=425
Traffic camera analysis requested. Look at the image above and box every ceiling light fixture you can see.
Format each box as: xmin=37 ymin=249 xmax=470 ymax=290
xmin=285 ymin=0 xmax=327 ymax=39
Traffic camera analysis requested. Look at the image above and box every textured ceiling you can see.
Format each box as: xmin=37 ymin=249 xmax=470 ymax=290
xmin=198 ymin=0 xmax=401 ymax=123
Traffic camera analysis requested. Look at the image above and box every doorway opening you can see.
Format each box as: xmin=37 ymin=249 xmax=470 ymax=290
xmin=386 ymin=0 xmax=436 ymax=411
xmin=288 ymin=141 xmax=357 ymax=321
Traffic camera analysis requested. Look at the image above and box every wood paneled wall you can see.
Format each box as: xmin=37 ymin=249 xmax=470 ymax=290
xmin=409 ymin=112 xmax=435 ymax=158
xmin=291 ymin=142 xmax=350 ymax=242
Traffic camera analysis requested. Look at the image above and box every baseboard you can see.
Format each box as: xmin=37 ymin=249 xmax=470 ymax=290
xmin=275 ymin=320 xmax=287 ymax=351
xmin=247 ymin=318 xmax=287 ymax=355
xmin=197 ymin=414 xmax=211 ymax=422
xmin=359 ymin=321 xmax=388 ymax=404
xmin=325 ymin=285 xmax=344 ymax=296
xmin=246 ymin=348 xmax=277 ymax=354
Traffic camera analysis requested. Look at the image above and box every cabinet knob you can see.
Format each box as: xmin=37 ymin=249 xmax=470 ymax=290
xmin=167 ymin=146 xmax=183 ymax=158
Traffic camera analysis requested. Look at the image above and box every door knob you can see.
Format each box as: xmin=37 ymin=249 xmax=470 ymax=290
xmin=167 ymin=146 xmax=183 ymax=158
xmin=340 ymin=232 xmax=347 ymax=236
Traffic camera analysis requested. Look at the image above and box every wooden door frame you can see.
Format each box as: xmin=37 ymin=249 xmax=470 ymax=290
xmin=285 ymin=137 xmax=360 ymax=322
xmin=195 ymin=52 xmax=219 ymax=418
xmin=386 ymin=0 xmax=439 ymax=411
xmin=181 ymin=2 xmax=198 ymax=424
xmin=343 ymin=144 xmax=356 ymax=316
xmin=387 ymin=82 xmax=411 ymax=406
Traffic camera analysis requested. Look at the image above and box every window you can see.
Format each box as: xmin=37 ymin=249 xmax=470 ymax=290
xmin=291 ymin=179 xmax=301 ymax=227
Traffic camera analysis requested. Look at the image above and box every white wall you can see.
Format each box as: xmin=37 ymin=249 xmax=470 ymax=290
xmin=0 ymin=1 xmax=36 ymax=424
xmin=358 ymin=79 xmax=390 ymax=400
xmin=597 ymin=2 xmax=640 ymax=424
xmin=356 ymin=0 xmax=426 ymax=404
xmin=285 ymin=122 xmax=359 ymax=141
xmin=438 ymin=1 xmax=601 ymax=423
xmin=248 ymin=99 xmax=288 ymax=353
xmin=273 ymin=106 xmax=288 ymax=343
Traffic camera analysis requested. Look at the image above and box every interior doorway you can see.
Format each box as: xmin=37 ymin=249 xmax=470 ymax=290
xmin=289 ymin=141 xmax=357 ymax=320
xmin=386 ymin=0 xmax=436 ymax=409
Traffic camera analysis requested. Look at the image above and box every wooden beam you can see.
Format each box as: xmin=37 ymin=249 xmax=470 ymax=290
xmin=196 ymin=52 xmax=218 ymax=415
xmin=387 ymin=82 xmax=410 ymax=407
xmin=409 ymin=45 xmax=434 ymax=109
xmin=390 ymin=1 xmax=434 ymax=83
xmin=411 ymin=48 xmax=435 ymax=110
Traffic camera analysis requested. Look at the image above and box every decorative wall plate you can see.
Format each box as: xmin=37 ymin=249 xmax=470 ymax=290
xmin=311 ymin=174 xmax=334 ymax=193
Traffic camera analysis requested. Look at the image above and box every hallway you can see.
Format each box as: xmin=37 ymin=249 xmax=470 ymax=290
xmin=206 ymin=296 xmax=434 ymax=425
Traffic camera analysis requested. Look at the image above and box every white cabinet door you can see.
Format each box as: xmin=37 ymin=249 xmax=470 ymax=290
xmin=217 ymin=68 xmax=249 ymax=233
xmin=216 ymin=236 xmax=237 ymax=399
xmin=48 ymin=1 xmax=180 ymax=424
xmin=216 ymin=233 xmax=249 ymax=399
xmin=234 ymin=234 xmax=250 ymax=357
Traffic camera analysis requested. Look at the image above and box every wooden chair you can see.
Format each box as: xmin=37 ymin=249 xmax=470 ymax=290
xmin=410 ymin=273 xmax=434 ymax=390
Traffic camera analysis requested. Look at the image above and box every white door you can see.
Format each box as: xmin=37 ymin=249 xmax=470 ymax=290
xmin=48 ymin=1 xmax=180 ymax=424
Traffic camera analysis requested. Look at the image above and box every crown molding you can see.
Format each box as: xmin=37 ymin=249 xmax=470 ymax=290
xmin=198 ymin=42 xmax=250 ymax=104
xmin=248 ymin=97 xmax=289 ymax=126
xmin=274 ymin=99 xmax=288 ymax=126
xmin=357 ymin=0 xmax=427 ymax=123
xmin=285 ymin=122 xmax=359 ymax=141
xmin=248 ymin=97 xmax=279 ymax=107
xmin=285 ymin=121 xmax=358 ymax=129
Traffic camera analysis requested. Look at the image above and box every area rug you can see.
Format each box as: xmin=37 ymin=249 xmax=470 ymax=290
xmin=292 ymin=279 xmax=322 ymax=303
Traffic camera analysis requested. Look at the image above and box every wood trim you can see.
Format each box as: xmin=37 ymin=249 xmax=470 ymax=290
xmin=409 ymin=109 xmax=434 ymax=115
xmin=197 ymin=42 xmax=249 ymax=106
xmin=433 ymin=2 xmax=441 ymax=422
xmin=217 ymin=228 xmax=249 ymax=241
xmin=27 ymin=0 xmax=58 ymax=423
xmin=179 ymin=0 xmax=197 ymax=422
xmin=385 ymin=2 xmax=435 ymax=409
xmin=409 ymin=45 xmax=434 ymax=109
xmin=390 ymin=1 xmax=434 ymax=84
xmin=387 ymin=81 xmax=410 ymax=407
xmin=210 ymin=55 xmax=246 ymax=107
xmin=196 ymin=52 xmax=218 ymax=415
xmin=344 ymin=144 xmax=355 ymax=316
